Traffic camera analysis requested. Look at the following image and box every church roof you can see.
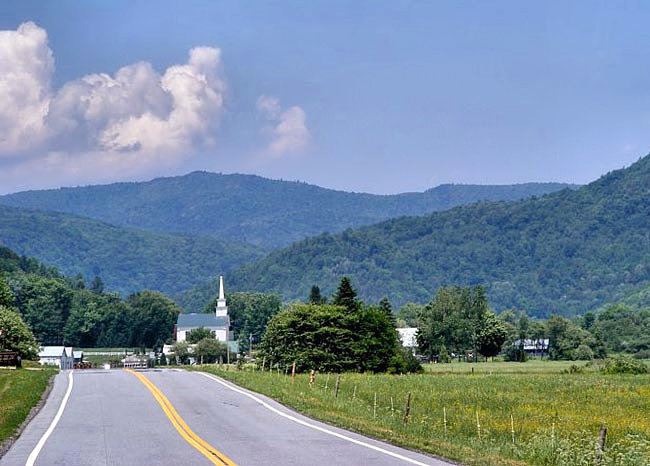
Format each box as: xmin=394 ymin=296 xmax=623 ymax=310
xmin=177 ymin=313 xmax=229 ymax=329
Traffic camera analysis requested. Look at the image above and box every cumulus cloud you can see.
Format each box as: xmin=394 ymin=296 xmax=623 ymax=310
xmin=0 ymin=22 xmax=227 ymax=186
xmin=0 ymin=22 xmax=53 ymax=154
xmin=256 ymin=95 xmax=310 ymax=157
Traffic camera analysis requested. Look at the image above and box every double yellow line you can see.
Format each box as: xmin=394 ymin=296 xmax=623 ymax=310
xmin=125 ymin=369 xmax=236 ymax=465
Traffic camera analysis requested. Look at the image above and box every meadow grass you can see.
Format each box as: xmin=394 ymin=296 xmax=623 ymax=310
xmin=0 ymin=368 xmax=57 ymax=444
xmin=194 ymin=361 xmax=650 ymax=466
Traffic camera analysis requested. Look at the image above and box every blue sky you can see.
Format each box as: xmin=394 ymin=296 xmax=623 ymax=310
xmin=1 ymin=1 xmax=650 ymax=194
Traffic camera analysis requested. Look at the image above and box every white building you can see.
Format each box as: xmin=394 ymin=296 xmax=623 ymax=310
xmin=397 ymin=328 xmax=418 ymax=350
xmin=175 ymin=276 xmax=230 ymax=343
xmin=38 ymin=346 xmax=74 ymax=369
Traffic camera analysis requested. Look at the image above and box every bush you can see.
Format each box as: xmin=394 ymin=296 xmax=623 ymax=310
xmin=504 ymin=346 xmax=528 ymax=362
xmin=573 ymin=344 xmax=594 ymax=361
xmin=601 ymin=355 xmax=649 ymax=374
xmin=387 ymin=347 xmax=423 ymax=374
xmin=633 ymin=349 xmax=650 ymax=360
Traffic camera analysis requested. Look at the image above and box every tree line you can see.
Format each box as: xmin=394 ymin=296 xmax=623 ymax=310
xmin=0 ymin=246 xmax=180 ymax=352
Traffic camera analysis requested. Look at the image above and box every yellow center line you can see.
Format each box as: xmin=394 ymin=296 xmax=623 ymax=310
xmin=125 ymin=369 xmax=236 ymax=466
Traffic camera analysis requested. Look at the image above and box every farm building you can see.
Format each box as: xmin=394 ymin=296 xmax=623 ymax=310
xmin=397 ymin=328 xmax=418 ymax=351
xmin=38 ymin=346 xmax=74 ymax=369
xmin=512 ymin=339 xmax=549 ymax=356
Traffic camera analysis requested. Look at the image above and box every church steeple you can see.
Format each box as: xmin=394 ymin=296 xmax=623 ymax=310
xmin=216 ymin=275 xmax=228 ymax=317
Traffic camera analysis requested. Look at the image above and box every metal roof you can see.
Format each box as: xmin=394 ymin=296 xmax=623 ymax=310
xmin=177 ymin=313 xmax=229 ymax=329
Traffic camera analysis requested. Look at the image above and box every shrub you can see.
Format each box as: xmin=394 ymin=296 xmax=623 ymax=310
xmin=573 ymin=344 xmax=594 ymax=361
xmin=601 ymin=355 xmax=649 ymax=374
xmin=387 ymin=347 xmax=423 ymax=374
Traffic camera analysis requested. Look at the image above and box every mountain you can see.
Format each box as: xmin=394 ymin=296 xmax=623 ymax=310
xmin=0 ymin=205 xmax=263 ymax=297
xmin=0 ymin=172 xmax=575 ymax=249
xmin=227 ymin=156 xmax=650 ymax=317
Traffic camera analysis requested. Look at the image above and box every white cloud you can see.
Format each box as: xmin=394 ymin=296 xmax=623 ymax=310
xmin=0 ymin=22 xmax=227 ymax=186
xmin=257 ymin=95 xmax=310 ymax=157
xmin=0 ymin=22 xmax=53 ymax=155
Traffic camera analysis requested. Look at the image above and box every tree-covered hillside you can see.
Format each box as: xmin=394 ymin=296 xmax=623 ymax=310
xmin=229 ymin=155 xmax=650 ymax=317
xmin=0 ymin=205 xmax=263 ymax=297
xmin=0 ymin=172 xmax=574 ymax=249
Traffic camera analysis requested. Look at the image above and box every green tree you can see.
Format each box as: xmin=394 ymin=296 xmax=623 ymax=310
xmin=332 ymin=277 xmax=360 ymax=313
xmin=187 ymin=327 xmax=215 ymax=344
xmin=396 ymin=302 xmax=423 ymax=327
xmin=12 ymin=275 xmax=73 ymax=345
xmin=90 ymin=276 xmax=104 ymax=294
xmin=416 ymin=286 xmax=488 ymax=361
xmin=0 ymin=275 xmax=14 ymax=308
xmin=378 ymin=296 xmax=397 ymax=327
xmin=172 ymin=341 xmax=190 ymax=365
xmin=0 ymin=305 xmax=39 ymax=359
xmin=260 ymin=303 xmax=403 ymax=373
xmin=477 ymin=311 xmax=508 ymax=359
xmin=308 ymin=285 xmax=325 ymax=304
xmin=127 ymin=291 xmax=180 ymax=349
xmin=194 ymin=338 xmax=227 ymax=364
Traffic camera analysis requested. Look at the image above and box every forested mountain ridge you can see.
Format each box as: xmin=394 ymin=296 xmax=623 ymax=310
xmin=0 ymin=204 xmax=263 ymax=297
xmin=228 ymin=155 xmax=650 ymax=317
xmin=0 ymin=172 xmax=575 ymax=249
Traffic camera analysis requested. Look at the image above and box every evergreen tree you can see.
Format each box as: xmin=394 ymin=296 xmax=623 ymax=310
xmin=90 ymin=276 xmax=104 ymax=294
xmin=308 ymin=285 xmax=325 ymax=304
xmin=378 ymin=296 xmax=396 ymax=327
xmin=332 ymin=277 xmax=360 ymax=312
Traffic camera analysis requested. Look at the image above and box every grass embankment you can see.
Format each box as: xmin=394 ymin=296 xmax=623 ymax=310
xmin=195 ymin=361 xmax=650 ymax=466
xmin=0 ymin=367 xmax=57 ymax=445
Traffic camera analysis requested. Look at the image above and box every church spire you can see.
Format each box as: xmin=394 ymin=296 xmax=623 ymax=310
xmin=216 ymin=275 xmax=228 ymax=317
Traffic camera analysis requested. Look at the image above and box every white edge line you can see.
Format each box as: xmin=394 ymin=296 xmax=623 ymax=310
xmin=196 ymin=371 xmax=434 ymax=466
xmin=25 ymin=370 xmax=74 ymax=466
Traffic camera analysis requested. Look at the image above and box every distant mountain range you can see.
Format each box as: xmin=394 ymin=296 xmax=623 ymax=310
xmin=227 ymin=156 xmax=650 ymax=317
xmin=0 ymin=172 xmax=575 ymax=249
xmin=0 ymin=204 xmax=263 ymax=296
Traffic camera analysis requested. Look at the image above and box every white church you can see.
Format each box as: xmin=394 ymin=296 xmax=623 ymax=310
xmin=162 ymin=276 xmax=239 ymax=361
xmin=175 ymin=276 xmax=230 ymax=343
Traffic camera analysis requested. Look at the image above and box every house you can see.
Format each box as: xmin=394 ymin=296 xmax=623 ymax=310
xmin=38 ymin=346 xmax=74 ymax=369
xmin=397 ymin=328 xmax=418 ymax=351
xmin=512 ymin=338 xmax=549 ymax=356
xmin=175 ymin=276 xmax=230 ymax=343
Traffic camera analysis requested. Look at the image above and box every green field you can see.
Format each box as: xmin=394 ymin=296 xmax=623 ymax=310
xmin=0 ymin=368 xmax=57 ymax=445
xmin=195 ymin=361 xmax=650 ymax=466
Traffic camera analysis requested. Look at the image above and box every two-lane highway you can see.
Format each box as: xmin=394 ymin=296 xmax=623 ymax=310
xmin=1 ymin=369 xmax=453 ymax=465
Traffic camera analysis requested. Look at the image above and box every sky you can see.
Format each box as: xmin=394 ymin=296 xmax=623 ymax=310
xmin=2 ymin=1 xmax=650 ymax=195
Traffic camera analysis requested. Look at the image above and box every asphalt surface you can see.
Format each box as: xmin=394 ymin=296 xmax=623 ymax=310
xmin=1 ymin=369 xmax=453 ymax=466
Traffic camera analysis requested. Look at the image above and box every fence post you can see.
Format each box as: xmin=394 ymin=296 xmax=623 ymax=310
xmin=309 ymin=369 xmax=315 ymax=388
xmin=597 ymin=426 xmax=607 ymax=464
xmin=510 ymin=413 xmax=515 ymax=444
xmin=291 ymin=361 xmax=296 ymax=384
xmin=402 ymin=392 xmax=412 ymax=425
xmin=334 ymin=374 xmax=341 ymax=398
xmin=352 ymin=384 xmax=357 ymax=400
xmin=443 ymin=406 xmax=447 ymax=433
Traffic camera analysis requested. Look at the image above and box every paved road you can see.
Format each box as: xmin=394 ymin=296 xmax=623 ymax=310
xmin=1 ymin=369 xmax=453 ymax=466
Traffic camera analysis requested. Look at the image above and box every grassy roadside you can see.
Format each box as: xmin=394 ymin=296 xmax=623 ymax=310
xmin=192 ymin=363 xmax=650 ymax=466
xmin=0 ymin=367 xmax=58 ymax=445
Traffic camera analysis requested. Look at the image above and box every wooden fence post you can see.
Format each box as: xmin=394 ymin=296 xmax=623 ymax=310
xmin=334 ymin=374 xmax=341 ymax=398
xmin=402 ymin=392 xmax=412 ymax=425
xmin=597 ymin=426 xmax=607 ymax=464
xmin=309 ymin=369 xmax=315 ymax=388
xmin=291 ymin=361 xmax=296 ymax=384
